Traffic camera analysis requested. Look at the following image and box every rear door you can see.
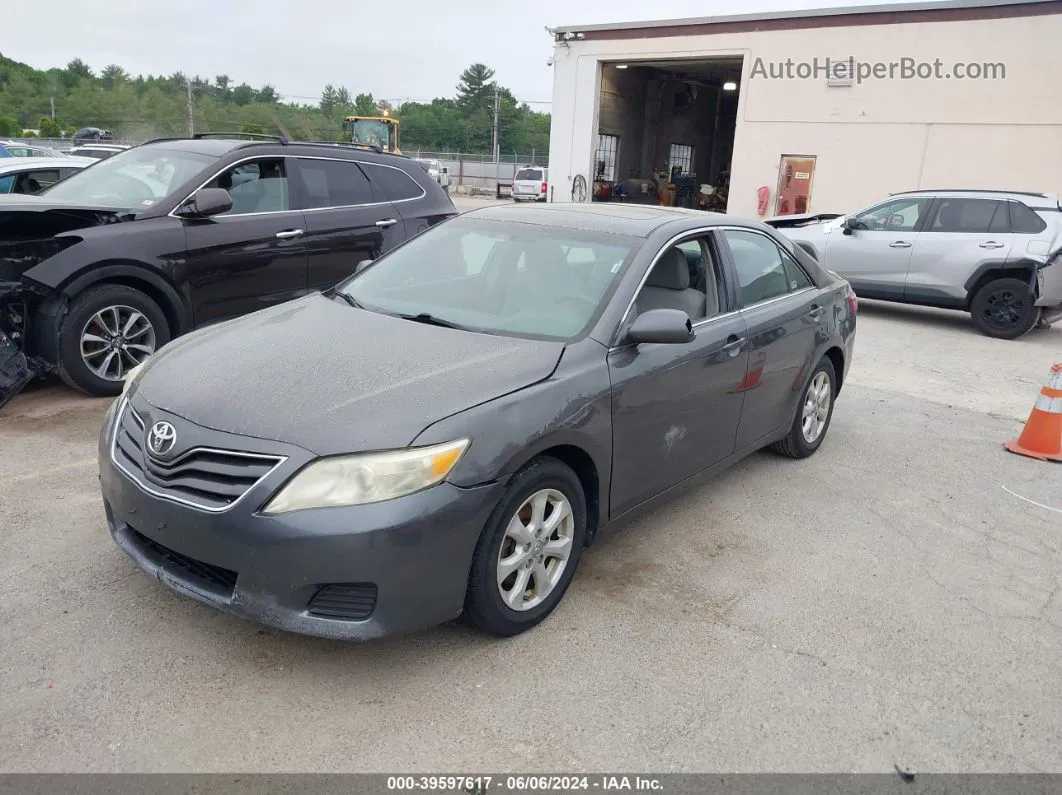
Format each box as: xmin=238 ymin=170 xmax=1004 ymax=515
xmin=360 ymin=161 xmax=439 ymax=238
xmin=290 ymin=156 xmax=406 ymax=293
xmin=181 ymin=155 xmax=310 ymax=326
xmin=716 ymin=227 xmax=828 ymax=450
xmin=821 ymin=195 xmax=932 ymax=298
xmin=904 ymin=196 xmax=1013 ymax=305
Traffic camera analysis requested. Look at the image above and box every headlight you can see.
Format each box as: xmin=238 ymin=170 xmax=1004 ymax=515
xmin=121 ymin=362 xmax=146 ymax=397
xmin=261 ymin=438 xmax=470 ymax=515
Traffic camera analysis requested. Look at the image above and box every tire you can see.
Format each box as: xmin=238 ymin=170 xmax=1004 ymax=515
xmin=771 ymin=356 xmax=837 ymax=459
xmin=57 ymin=283 xmax=170 ymax=397
xmin=464 ymin=456 xmax=588 ymax=637
xmin=969 ymin=277 xmax=1040 ymax=340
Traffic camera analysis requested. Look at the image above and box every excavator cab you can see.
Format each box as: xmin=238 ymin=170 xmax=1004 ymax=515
xmin=343 ymin=115 xmax=401 ymax=154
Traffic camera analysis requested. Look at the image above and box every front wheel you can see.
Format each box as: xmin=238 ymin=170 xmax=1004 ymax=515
xmin=771 ymin=356 xmax=837 ymax=459
xmin=970 ymin=277 xmax=1040 ymax=339
xmin=464 ymin=456 xmax=587 ymax=637
xmin=57 ymin=283 xmax=170 ymax=397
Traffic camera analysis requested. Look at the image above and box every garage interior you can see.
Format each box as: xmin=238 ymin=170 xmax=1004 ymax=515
xmin=593 ymin=58 xmax=742 ymax=212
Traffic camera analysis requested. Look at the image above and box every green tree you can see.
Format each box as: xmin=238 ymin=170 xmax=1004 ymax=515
xmin=0 ymin=116 xmax=21 ymax=136
xmin=256 ymin=85 xmax=278 ymax=103
xmin=456 ymin=63 xmax=496 ymax=114
xmin=353 ymin=93 xmax=377 ymax=116
xmin=100 ymin=65 xmax=128 ymax=89
xmin=231 ymin=83 xmax=255 ymax=106
xmin=38 ymin=116 xmax=62 ymax=137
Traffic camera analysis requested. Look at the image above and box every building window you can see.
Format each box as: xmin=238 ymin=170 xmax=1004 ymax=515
xmin=668 ymin=144 xmax=693 ymax=176
xmin=595 ymin=134 xmax=619 ymax=181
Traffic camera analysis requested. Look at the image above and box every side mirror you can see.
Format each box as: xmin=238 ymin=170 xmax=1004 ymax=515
xmin=179 ymin=187 xmax=232 ymax=218
xmin=355 ymin=259 xmax=373 ymax=274
xmin=625 ymin=308 xmax=694 ymax=345
xmin=841 ymin=216 xmax=861 ymax=235
xmin=441 ymin=167 xmax=449 ymax=174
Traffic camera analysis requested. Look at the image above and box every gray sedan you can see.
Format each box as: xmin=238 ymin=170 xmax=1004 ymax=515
xmin=98 ymin=203 xmax=858 ymax=640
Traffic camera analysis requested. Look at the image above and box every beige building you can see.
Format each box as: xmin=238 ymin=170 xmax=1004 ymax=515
xmin=545 ymin=0 xmax=1062 ymax=219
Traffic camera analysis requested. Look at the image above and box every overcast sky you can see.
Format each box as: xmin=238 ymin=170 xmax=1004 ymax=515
xmin=5 ymin=0 xmax=890 ymax=108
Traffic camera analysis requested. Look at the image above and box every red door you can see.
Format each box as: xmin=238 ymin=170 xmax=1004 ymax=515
xmin=775 ymin=156 xmax=816 ymax=216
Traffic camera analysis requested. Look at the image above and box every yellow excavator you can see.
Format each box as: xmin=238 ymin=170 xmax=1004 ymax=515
xmin=342 ymin=114 xmax=401 ymax=154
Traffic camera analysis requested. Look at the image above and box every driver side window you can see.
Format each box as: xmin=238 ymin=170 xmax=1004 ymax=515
xmin=205 ymin=158 xmax=290 ymax=216
xmin=633 ymin=237 xmax=724 ymax=323
xmin=854 ymin=197 xmax=929 ymax=232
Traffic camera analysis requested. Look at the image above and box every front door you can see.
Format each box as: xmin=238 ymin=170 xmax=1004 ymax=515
xmin=821 ymin=195 xmax=933 ymax=298
xmin=608 ymin=236 xmax=750 ymax=518
xmin=717 ymin=228 xmax=828 ymax=449
xmin=904 ymin=196 xmax=1014 ymax=304
xmin=290 ymin=156 xmax=406 ymax=292
xmin=775 ymin=155 xmax=816 ymax=216
xmin=182 ymin=156 xmax=309 ymax=326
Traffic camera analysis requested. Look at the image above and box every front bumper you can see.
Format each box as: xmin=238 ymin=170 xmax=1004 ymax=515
xmin=1035 ymin=262 xmax=1062 ymax=313
xmin=98 ymin=398 xmax=506 ymax=641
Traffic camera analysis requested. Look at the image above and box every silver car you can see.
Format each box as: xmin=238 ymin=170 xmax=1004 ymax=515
xmin=766 ymin=189 xmax=1062 ymax=339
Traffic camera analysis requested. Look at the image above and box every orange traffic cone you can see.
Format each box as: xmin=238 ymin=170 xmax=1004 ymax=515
xmin=1004 ymin=363 xmax=1062 ymax=462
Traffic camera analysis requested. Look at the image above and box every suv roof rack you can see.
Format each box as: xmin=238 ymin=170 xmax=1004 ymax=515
xmin=890 ymin=188 xmax=1052 ymax=198
xmin=193 ymin=132 xmax=289 ymax=144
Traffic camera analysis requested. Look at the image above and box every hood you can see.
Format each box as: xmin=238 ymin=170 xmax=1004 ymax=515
xmin=136 ymin=293 xmax=566 ymax=455
xmin=763 ymin=212 xmax=843 ymax=230
xmin=0 ymin=200 xmax=130 ymax=280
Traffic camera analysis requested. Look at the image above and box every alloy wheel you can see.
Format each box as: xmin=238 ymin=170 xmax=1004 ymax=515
xmin=981 ymin=289 xmax=1026 ymax=331
xmin=80 ymin=304 xmax=157 ymax=381
xmin=801 ymin=371 xmax=832 ymax=444
xmin=497 ymin=488 xmax=575 ymax=611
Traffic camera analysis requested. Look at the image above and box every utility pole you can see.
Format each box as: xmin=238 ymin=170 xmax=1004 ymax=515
xmin=50 ymin=96 xmax=55 ymax=119
xmin=186 ymin=80 xmax=195 ymax=136
xmin=491 ymin=82 xmax=500 ymax=163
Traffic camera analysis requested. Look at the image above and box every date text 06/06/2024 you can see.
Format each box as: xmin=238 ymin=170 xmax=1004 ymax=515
xmin=385 ymin=775 xmax=665 ymax=792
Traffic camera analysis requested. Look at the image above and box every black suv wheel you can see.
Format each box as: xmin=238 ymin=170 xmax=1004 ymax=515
xmin=57 ymin=284 xmax=170 ymax=396
xmin=970 ymin=277 xmax=1040 ymax=340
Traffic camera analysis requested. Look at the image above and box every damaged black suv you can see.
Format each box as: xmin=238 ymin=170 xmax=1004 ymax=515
xmin=0 ymin=134 xmax=457 ymax=406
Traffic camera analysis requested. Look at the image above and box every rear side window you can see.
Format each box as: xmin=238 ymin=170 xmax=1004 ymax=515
xmin=361 ymin=163 xmax=424 ymax=201
xmin=1010 ymin=201 xmax=1048 ymax=234
xmin=516 ymin=169 xmax=542 ymax=181
xmin=927 ymin=198 xmax=1007 ymax=233
xmin=296 ymin=158 xmax=375 ymax=208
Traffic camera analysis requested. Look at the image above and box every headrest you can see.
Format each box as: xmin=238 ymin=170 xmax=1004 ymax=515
xmin=646 ymin=248 xmax=691 ymax=290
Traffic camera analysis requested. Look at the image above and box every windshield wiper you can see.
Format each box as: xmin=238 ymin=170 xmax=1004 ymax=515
xmin=396 ymin=312 xmax=467 ymax=330
xmin=334 ymin=291 xmax=364 ymax=309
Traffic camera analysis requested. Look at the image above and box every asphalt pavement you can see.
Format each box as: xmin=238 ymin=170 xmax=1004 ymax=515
xmin=1 ymin=222 xmax=1060 ymax=772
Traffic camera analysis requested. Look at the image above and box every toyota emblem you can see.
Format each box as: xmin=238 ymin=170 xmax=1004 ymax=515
xmin=147 ymin=421 xmax=177 ymax=457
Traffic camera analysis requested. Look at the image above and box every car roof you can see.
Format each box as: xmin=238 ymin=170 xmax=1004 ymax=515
xmin=890 ymin=188 xmax=1059 ymax=203
xmin=0 ymin=156 xmax=95 ymax=172
xmin=461 ymin=202 xmax=759 ymax=238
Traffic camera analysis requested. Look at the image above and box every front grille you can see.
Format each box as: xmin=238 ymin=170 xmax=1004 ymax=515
xmin=129 ymin=527 xmax=238 ymax=598
xmin=112 ymin=401 xmax=284 ymax=512
xmin=306 ymin=584 xmax=378 ymax=621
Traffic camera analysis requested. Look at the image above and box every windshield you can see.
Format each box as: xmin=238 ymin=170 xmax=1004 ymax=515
xmin=337 ymin=217 xmax=640 ymax=342
xmin=349 ymin=119 xmax=393 ymax=149
xmin=39 ymin=146 xmax=217 ymax=209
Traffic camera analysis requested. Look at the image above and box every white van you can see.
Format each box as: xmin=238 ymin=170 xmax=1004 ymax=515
xmin=512 ymin=165 xmax=548 ymax=202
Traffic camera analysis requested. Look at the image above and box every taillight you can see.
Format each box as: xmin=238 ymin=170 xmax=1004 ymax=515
xmin=847 ymin=286 xmax=858 ymax=316
xmin=541 ymin=181 xmax=548 ymax=194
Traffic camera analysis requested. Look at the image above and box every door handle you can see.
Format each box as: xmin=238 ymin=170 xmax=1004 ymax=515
xmin=376 ymin=218 xmax=398 ymax=228
xmin=889 ymin=241 xmax=911 ymax=248
xmin=722 ymin=334 xmax=745 ymax=356
xmin=275 ymin=229 xmax=304 ymax=239
xmin=808 ymin=304 xmax=825 ymax=319
xmin=979 ymin=241 xmax=1005 ymax=248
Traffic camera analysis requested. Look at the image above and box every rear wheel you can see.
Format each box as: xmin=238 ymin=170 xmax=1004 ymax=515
xmin=57 ymin=284 xmax=170 ymax=397
xmin=970 ymin=277 xmax=1040 ymax=339
xmin=771 ymin=356 xmax=837 ymax=459
xmin=464 ymin=456 xmax=587 ymax=637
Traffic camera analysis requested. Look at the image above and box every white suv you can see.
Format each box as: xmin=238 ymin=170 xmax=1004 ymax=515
xmin=768 ymin=189 xmax=1062 ymax=339
xmin=512 ymin=166 xmax=548 ymax=202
